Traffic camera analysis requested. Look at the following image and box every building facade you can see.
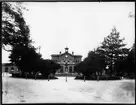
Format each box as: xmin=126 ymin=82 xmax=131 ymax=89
xmin=2 ymin=63 xmax=18 ymax=74
xmin=51 ymin=48 xmax=82 ymax=73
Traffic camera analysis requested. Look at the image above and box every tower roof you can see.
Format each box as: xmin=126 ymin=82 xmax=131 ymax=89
xmin=65 ymin=47 xmax=69 ymax=52
xmin=65 ymin=47 xmax=69 ymax=50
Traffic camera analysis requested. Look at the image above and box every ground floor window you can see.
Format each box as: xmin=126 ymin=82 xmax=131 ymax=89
xmin=69 ymin=66 xmax=72 ymax=73
xmin=65 ymin=67 xmax=68 ymax=72
xmin=60 ymin=66 xmax=63 ymax=73
xmin=5 ymin=67 xmax=8 ymax=72
xmin=11 ymin=67 xmax=14 ymax=70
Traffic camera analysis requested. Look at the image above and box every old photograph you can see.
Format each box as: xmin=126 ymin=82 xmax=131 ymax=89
xmin=2 ymin=2 xmax=135 ymax=103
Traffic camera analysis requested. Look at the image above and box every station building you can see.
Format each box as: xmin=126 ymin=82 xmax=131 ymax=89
xmin=51 ymin=47 xmax=82 ymax=73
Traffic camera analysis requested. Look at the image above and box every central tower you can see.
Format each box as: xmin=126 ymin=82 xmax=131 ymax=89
xmin=65 ymin=47 xmax=69 ymax=52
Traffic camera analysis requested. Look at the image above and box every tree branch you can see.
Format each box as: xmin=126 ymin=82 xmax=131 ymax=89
xmin=2 ymin=45 xmax=12 ymax=52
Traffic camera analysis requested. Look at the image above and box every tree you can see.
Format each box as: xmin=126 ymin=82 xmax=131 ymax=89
xmin=9 ymin=45 xmax=42 ymax=78
xmin=74 ymin=61 xmax=87 ymax=75
xmin=126 ymin=43 xmax=135 ymax=73
xmin=117 ymin=43 xmax=135 ymax=74
xmin=75 ymin=50 xmax=106 ymax=77
xmin=2 ymin=2 xmax=32 ymax=51
xmin=97 ymin=27 xmax=129 ymax=76
xmin=36 ymin=59 xmax=61 ymax=78
xmin=2 ymin=2 xmax=41 ymax=78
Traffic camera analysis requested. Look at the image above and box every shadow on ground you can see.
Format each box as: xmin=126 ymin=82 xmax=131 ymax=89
xmin=9 ymin=75 xmax=58 ymax=80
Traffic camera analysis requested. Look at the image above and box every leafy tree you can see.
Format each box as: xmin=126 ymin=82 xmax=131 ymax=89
xmin=75 ymin=50 xmax=105 ymax=77
xmin=115 ymin=43 xmax=135 ymax=76
xmin=36 ymin=59 xmax=61 ymax=78
xmin=97 ymin=27 xmax=129 ymax=76
xmin=126 ymin=43 xmax=135 ymax=73
xmin=2 ymin=2 xmax=32 ymax=51
xmin=2 ymin=2 xmax=40 ymax=78
xmin=9 ymin=45 xmax=42 ymax=77
xmin=74 ymin=61 xmax=87 ymax=75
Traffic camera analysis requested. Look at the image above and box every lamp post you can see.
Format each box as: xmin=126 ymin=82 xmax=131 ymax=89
xmin=65 ymin=63 xmax=68 ymax=82
xmin=84 ymin=75 xmax=85 ymax=82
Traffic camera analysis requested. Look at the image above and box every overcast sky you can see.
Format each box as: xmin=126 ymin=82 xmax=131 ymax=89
xmin=2 ymin=2 xmax=135 ymax=63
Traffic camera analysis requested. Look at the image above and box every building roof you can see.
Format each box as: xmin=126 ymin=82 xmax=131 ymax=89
xmin=2 ymin=63 xmax=14 ymax=66
xmin=51 ymin=52 xmax=82 ymax=57
xmin=51 ymin=48 xmax=82 ymax=58
xmin=74 ymin=55 xmax=82 ymax=57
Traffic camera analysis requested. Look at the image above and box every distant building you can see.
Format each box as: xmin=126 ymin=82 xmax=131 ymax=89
xmin=2 ymin=63 xmax=18 ymax=74
xmin=51 ymin=47 xmax=82 ymax=73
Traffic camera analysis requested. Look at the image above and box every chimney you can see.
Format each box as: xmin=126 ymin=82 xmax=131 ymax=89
xmin=72 ymin=52 xmax=74 ymax=55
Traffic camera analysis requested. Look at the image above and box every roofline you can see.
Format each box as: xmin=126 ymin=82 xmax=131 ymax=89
xmin=74 ymin=55 xmax=82 ymax=57
xmin=51 ymin=53 xmax=82 ymax=57
xmin=2 ymin=63 xmax=15 ymax=66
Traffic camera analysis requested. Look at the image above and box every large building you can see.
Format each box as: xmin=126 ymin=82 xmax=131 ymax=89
xmin=51 ymin=47 xmax=82 ymax=73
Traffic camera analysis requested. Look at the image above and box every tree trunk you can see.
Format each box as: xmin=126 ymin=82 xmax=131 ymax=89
xmin=48 ymin=74 xmax=50 ymax=81
xmin=35 ymin=72 xmax=37 ymax=80
xmin=97 ymin=75 xmax=99 ymax=81
xmin=84 ymin=75 xmax=85 ymax=82
xmin=25 ymin=72 xmax=28 ymax=79
xmin=35 ymin=71 xmax=40 ymax=80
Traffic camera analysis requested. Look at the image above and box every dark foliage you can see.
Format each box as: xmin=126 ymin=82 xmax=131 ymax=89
xmin=75 ymin=50 xmax=106 ymax=77
xmin=2 ymin=2 xmax=32 ymax=51
xmin=75 ymin=75 xmax=121 ymax=80
xmin=97 ymin=27 xmax=129 ymax=75
xmin=114 ymin=43 xmax=135 ymax=78
xmin=9 ymin=45 xmax=61 ymax=78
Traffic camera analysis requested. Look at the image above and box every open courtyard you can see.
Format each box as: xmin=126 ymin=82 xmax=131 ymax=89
xmin=2 ymin=73 xmax=135 ymax=103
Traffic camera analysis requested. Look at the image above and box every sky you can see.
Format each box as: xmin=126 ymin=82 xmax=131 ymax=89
xmin=2 ymin=2 xmax=135 ymax=63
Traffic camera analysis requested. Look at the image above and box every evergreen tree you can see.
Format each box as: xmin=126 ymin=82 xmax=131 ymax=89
xmin=97 ymin=27 xmax=129 ymax=76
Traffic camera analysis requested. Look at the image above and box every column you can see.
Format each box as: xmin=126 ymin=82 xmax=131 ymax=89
xmin=68 ymin=65 xmax=69 ymax=73
xmin=72 ymin=66 xmax=74 ymax=73
xmin=63 ymin=65 xmax=65 ymax=73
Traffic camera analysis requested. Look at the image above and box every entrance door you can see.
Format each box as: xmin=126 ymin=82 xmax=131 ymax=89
xmin=69 ymin=66 xmax=72 ymax=73
xmin=60 ymin=66 xmax=63 ymax=73
xmin=65 ymin=66 xmax=68 ymax=73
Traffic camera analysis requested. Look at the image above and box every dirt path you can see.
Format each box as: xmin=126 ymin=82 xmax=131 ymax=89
xmin=2 ymin=75 xmax=135 ymax=103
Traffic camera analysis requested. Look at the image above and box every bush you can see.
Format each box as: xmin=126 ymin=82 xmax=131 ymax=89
xmin=123 ymin=73 xmax=135 ymax=79
xmin=75 ymin=75 xmax=121 ymax=80
xmin=11 ymin=72 xmax=58 ymax=80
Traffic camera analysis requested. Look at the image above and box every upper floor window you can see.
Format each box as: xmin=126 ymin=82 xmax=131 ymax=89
xmin=65 ymin=55 xmax=68 ymax=58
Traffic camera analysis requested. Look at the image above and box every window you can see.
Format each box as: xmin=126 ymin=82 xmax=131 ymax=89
xmin=60 ymin=66 xmax=63 ymax=73
xmin=69 ymin=66 xmax=72 ymax=73
xmin=65 ymin=67 xmax=68 ymax=72
xmin=11 ymin=67 xmax=14 ymax=70
xmin=5 ymin=67 xmax=8 ymax=72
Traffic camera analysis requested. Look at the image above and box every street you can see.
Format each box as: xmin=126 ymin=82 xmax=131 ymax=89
xmin=2 ymin=73 xmax=135 ymax=103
